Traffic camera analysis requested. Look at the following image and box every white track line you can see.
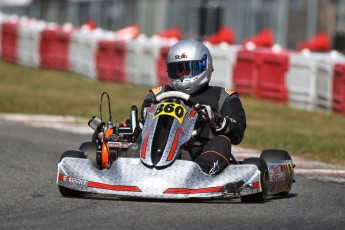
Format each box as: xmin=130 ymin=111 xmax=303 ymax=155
xmin=0 ymin=113 xmax=92 ymax=134
xmin=294 ymin=169 xmax=345 ymax=175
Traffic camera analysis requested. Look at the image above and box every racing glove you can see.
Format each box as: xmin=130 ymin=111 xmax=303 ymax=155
xmin=196 ymin=104 xmax=224 ymax=130
xmin=196 ymin=104 xmax=237 ymax=134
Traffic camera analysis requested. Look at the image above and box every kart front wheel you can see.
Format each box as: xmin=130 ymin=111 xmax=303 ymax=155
xmin=58 ymin=150 xmax=86 ymax=197
xmin=240 ymin=157 xmax=269 ymax=203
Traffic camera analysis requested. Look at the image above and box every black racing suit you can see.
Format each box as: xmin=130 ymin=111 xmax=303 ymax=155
xmin=139 ymin=84 xmax=247 ymax=175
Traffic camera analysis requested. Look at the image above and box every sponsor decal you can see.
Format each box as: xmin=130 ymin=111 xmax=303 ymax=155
xmin=228 ymin=117 xmax=237 ymax=124
xmin=269 ymin=165 xmax=279 ymax=181
xmin=58 ymin=174 xmax=142 ymax=192
xmin=209 ymin=160 xmax=220 ymax=175
xmin=268 ymin=162 xmax=294 ymax=192
xmin=282 ymin=162 xmax=294 ymax=190
xmin=175 ymin=53 xmax=188 ymax=60
xmin=58 ymin=174 xmax=88 ymax=186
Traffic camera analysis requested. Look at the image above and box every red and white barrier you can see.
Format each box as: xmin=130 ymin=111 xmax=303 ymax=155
xmin=126 ymin=35 xmax=177 ymax=87
xmin=204 ymin=26 xmax=236 ymax=45
xmin=286 ymin=52 xmax=319 ymax=111
xmin=286 ymin=51 xmax=345 ymax=111
xmin=0 ymin=13 xmax=9 ymax=60
xmin=96 ymin=38 xmax=127 ymax=83
xmin=125 ymin=35 xmax=148 ymax=86
xmin=1 ymin=17 xmax=20 ymax=63
xmin=232 ymin=46 xmax=259 ymax=95
xmin=1 ymin=14 xmax=345 ymax=117
xmin=255 ymin=46 xmax=290 ymax=103
xmin=17 ymin=19 xmax=47 ymax=68
xmin=333 ymin=62 xmax=345 ymax=115
xmin=205 ymin=42 xmax=241 ymax=89
xmin=315 ymin=52 xmax=345 ymax=112
xmin=156 ymin=45 xmax=171 ymax=86
xmin=39 ymin=24 xmax=73 ymax=70
xmin=70 ymin=27 xmax=110 ymax=79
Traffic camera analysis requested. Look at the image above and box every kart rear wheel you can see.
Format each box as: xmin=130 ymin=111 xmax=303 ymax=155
xmin=260 ymin=149 xmax=293 ymax=197
xmin=79 ymin=142 xmax=98 ymax=167
xmin=58 ymin=150 xmax=86 ymax=197
xmin=240 ymin=157 xmax=269 ymax=203
xmin=260 ymin=149 xmax=291 ymax=162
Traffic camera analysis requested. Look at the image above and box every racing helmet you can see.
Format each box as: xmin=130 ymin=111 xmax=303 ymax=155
xmin=166 ymin=39 xmax=213 ymax=94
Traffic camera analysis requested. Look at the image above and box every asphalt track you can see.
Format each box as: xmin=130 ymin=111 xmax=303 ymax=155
xmin=0 ymin=120 xmax=344 ymax=230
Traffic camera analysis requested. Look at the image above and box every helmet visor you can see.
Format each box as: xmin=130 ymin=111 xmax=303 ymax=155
xmin=167 ymin=55 xmax=207 ymax=79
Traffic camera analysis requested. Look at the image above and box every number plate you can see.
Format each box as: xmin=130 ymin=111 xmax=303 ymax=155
xmin=152 ymin=102 xmax=186 ymax=124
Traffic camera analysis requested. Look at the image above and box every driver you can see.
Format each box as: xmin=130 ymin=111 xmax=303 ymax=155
xmin=137 ymin=39 xmax=246 ymax=175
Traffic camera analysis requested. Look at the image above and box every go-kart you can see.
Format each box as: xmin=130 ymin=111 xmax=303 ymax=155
xmin=57 ymin=91 xmax=295 ymax=202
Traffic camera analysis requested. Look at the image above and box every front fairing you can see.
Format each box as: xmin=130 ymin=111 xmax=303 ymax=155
xmin=140 ymin=100 xmax=198 ymax=168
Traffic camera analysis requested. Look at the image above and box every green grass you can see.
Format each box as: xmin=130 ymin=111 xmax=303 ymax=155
xmin=1 ymin=61 xmax=345 ymax=165
xmin=0 ymin=62 xmax=150 ymax=120
xmin=241 ymin=97 xmax=345 ymax=165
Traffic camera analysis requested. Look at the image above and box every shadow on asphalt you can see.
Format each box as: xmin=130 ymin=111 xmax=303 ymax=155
xmin=266 ymin=193 xmax=298 ymax=201
xmin=60 ymin=192 xmax=298 ymax=204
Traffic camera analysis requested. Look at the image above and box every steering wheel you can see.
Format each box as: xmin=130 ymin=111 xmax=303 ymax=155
xmin=155 ymin=91 xmax=200 ymax=108
xmin=154 ymin=91 xmax=202 ymax=136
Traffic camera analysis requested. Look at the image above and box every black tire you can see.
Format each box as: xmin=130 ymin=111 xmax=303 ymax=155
xmin=58 ymin=150 xmax=86 ymax=197
xmin=260 ymin=149 xmax=291 ymax=162
xmin=79 ymin=142 xmax=98 ymax=167
xmin=260 ymin=149 xmax=293 ymax=197
xmin=240 ymin=157 xmax=269 ymax=203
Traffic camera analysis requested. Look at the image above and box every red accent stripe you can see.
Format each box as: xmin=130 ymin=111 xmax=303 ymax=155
xmin=190 ymin=109 xmax=197 ymax=118
xmin=141 ymin=126 xmax=152 ymax=159
xmin=164 ymin=186 xmax=223 ymax=194
xmin=149 ymin=105 xmax=154 ymax=113
xmin=167 ymin=128 xmax=184 ymax=161
xmin=88 ymin=181 xmax=142 ymax=192
xmin=58 ymin=174 xmax=141 ymax=192
xmin=253 ymin=182 xmax=260 ymax=189
xmin=58 ymin=173 xmax=64 ymax=181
